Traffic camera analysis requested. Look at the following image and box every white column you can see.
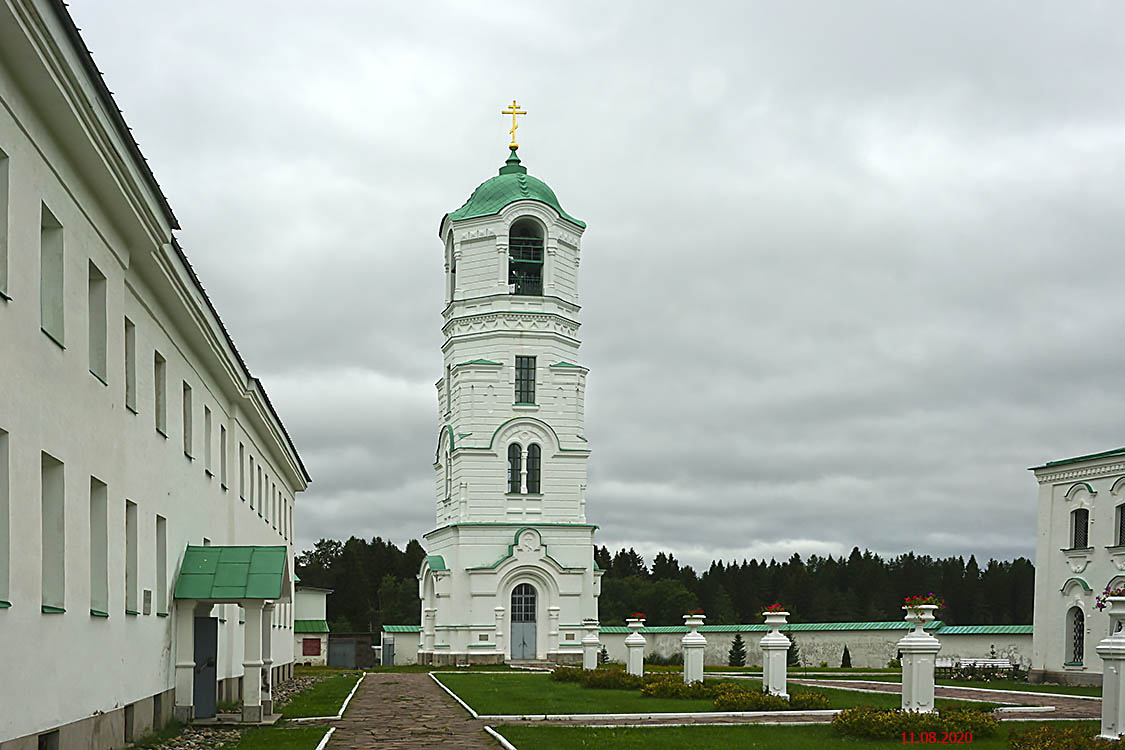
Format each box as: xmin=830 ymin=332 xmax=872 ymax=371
xmin=173 ymin=604 xmax=196 ymax=722
xmin=682 ymin=613 xmax=707 ymax=684
xmin=242 ymin=602 xmax=264 ymax=722
xmin=497 ymin=244 xmax=509 ymax=291
xmin=261 ymin=603 xmax=275 ymax=716
xmin=760 ymin=610 xmax=791 ymax=698
xmin=581 ymin=620 xmax=600 ymax=670
xmin=423 ymin=607 xmax=437 ymax=651
xmin=494 ymin=606 xmax=506 ymax=658
xmin=1098 ymin=597 xmax=1125 ymax=739
xmin=898 ymin=605 xmax=941 ymax=713
xmin=548 ymin=606 xmax=561 ymax=657
xmin=625 ymin=617 xmax=646 ymax=677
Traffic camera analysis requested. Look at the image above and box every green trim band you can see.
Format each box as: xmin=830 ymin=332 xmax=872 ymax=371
xmin=456 ymin=359 xmax=502 ymax=367
xmin=549 ymin=361 xmax=584 ymax=369
xmin=42 ymin=605 xmax=66 ymax=614
xmin=158 ymin=612 xmax=170 ymax=618
xmin=433 ymin=644 xmax=451 ymax=649
xmin=0 ymin=600 xmax=10 ymax=608
xmin=468 ymin=643 xmax=497 ymax=648
xmin=126 ymin=609 xmax=141 ymax=616
xmin=90 ymin=609 xmax=109 ymax=618
xmin=1063 ymin=661 xmax=1084 ymax=667
xmin=1060 ymin=576 xmax=1092 ymax=592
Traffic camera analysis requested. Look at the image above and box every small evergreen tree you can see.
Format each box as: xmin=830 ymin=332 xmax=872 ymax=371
xmin=728 ymin=633 xmax=747 ymax=667
xmin=599 ymin=645 xmax=609 ymax=664
xmin=787 ymin=635 xmax=801 ymax=667
xmin=841 ymin=644 xmax=852 ymax=668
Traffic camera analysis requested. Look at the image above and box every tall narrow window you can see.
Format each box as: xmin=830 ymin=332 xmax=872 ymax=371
xmin=239 ymin=443 xmax=246 ymax=498
xmin=1069 ymin=607 xmax=1085 ymax=664
xmin=449 ymin=252 xmax=457 ymax=301
xmin=155 ymin=515 xmax=167 ymax=615
xmin=515 ymin=356 xmax=536 ymax=404
xmin=0 ymin=429 xmax=8 ymax=606
xmin=0 ymin=148 xmax=9 ymax=297
xmin=527 ymin=444 xmax=541 ymax=494
xmin=1072 ymin=508 xmax=1090 ymax=549
xmin=87 ymin=261 xmax=107 ymax=381
xmin=446 ymin=364 xmax=452 ymax=415
xmin=508 ymin=218 xmax=543 ymax=296
xmin=124 ymin=318 xmax=137 ymax=411
xmin=182 ymin=382 xmax=193 ymax=457
xmin=125 ymin=500 xmax=138 ymax=614
xmin=444 ymin=447 xmax=452 ymax=500
xmin=256 ymin=464 xmax=262 ymax=515
xmin=249 ymin=456 xmax=255 ymax=509
xmin=89 ymin=477 xmax=108 ymax=616
xmin=220 ymin=426 xmax=228 ymax=487
xmin=203 ymin=407 xmax=213 ymax=474
xmin=40 ymin=204 xmax=64 ymax=345
xmin=41 ymin=452 xmax=65 ymax=611
xmin=154 ymin=352 xmax=167 ymax=434
xmin=507 ymin=444 xmax=522 ymax=494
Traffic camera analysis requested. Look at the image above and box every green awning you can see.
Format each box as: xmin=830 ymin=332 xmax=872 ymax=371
xmin=426 ymin=555 xmax=448 ymax=572
xmin=174 ymin=545 xmax=289 ymax=600
xmin=295 ymin=619 xmax=330 ymax=633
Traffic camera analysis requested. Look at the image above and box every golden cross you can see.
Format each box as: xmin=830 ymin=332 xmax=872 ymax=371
xmin=502 ymin=99 xmax=526 ymax=149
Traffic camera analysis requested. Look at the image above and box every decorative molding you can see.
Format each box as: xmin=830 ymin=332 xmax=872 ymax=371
xmin=1037 ymin=463 xmax=1125 ymax=485
xmin=442 ymin=311 xmax=580 ymax=340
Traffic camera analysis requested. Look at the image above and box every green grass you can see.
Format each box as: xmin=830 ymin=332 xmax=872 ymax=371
xmin=495 ymin=720 xmax=1101 ymax=750
xmin=434 ymin=673 xmax=1001 ymax=716
xmin=802 ymin=673 xmax=1103 ymax=697
xmin=131 ymin=721 xmax=185 ymax=748
xmin=220 ymin=726 xmax=329 ymax=750
xmin=280 ymin=671 xmax=362 ymax=718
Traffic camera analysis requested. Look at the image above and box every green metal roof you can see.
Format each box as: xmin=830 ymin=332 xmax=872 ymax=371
xmin=295 ymin=619 xmax=330 ymax=633
xmin=934 ymin=625 xmax=1032 ymax=635
xmin=427 ymin=555 xmax=448 ymax=572
xmin=1035 ymin=447 xmax=1125 ymax=470
xmin=174 ymin=545 xmax=288 ymax=600
xmin=383 ymin=625 xmax=421 ymax=633
xmin=447 ymin=148 xmax=585 ymax=228
xmin=456 ymin=359 xmax=502 ymax=367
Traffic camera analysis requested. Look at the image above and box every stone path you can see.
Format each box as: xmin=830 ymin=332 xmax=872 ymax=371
xmin=328 ymin=673 xmax=499 ymax=749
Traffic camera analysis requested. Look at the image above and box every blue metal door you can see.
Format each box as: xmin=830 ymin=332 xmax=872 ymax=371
xmin=510 ymin=583 xmax=537 ymax=660
xmin=193 ymin=617 xmax=218 ymax=719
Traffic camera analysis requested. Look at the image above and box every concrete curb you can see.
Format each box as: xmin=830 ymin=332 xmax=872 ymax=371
xmin=431 ymin=672 xmax=480 ymax=719
xmin=484 ymin=725 xmax=519 ymax=749
xmin=291 ymin=672 xmax=366 ymax=722
xmin=313 ymin=726 xmax=336 ymax=750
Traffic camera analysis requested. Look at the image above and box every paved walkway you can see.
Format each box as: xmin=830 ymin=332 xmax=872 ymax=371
xmin=328 ymin=673 xmax=499 ymax=749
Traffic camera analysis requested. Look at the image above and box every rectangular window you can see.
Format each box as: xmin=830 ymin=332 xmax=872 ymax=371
xmin=0 ymin=148 xmax=8 ymax=297
xmin=1072 ymin=508 xmax=1090 ymax=549
xmin=0 ymin=429 xmax=8 ymax=605
xmin=239 ymin=443 xmax=245 ymax=498
xmin=257 ymin=466 xmax=262 ymax=516
xmin=204 ymin=406 xmax=213 ymax=473
xmin=446 ymin=364 xmax=451 ymax=415
xmin=87 ymin=261 xmax=107 ymax=381
xmin=124 ymin=318 xmax=137 ymax=411
xmin=515 ymin=356 xmax=536 ymax=404
xmin=125 ymin=500 xmax=138 ymax=613
xmin=1118 ymin=504 xmax=1125 ymax=547
xmin=89 ymin=477 xmax=108 ymax=615
xmin=40 ymin=204 xmax=64 ymax=345
xmin=220 ymin=426 xmax=228 ymax=487
xmin=154 ymin=352 xmax=166 ymax=434
xmin=249 ymin=457 xmax=255 ymax=509
xmin=41 ymin=452 xmax=65 ymax=611
xmin=155 ymin=515 xmax=167 ymax=614
xmin=182 ymin=382 xmax=193 ymax=457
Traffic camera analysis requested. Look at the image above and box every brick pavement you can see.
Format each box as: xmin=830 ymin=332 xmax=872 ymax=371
xmin=328 ymin=673 xmax=499 ymax=749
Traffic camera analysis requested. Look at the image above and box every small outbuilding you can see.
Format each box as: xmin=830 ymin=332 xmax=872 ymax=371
xmin=294 ymin=585 xmax=333 ymax=666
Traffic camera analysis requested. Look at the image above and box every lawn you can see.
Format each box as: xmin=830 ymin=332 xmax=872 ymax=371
xmin=280 ymin=671 xmax=363 ymax=718
xmin=495 ymin=721 xmax=1102 ymax=750
xmin=802 ymin=673 xmax=1103 ymax=697
xmin=220 ymin=726 xmax=330 ymax=749
xmin=434 ymin=673 xmax=1001 ymax=716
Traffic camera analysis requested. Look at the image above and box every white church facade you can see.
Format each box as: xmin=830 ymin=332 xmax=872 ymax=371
xmin=0 ymin=1 xmax=309 ymax=746
xmin=417 ymin=138 xmax=601 ymax=665
xmin=1031 ymin=448 xmax=1125 ymax=685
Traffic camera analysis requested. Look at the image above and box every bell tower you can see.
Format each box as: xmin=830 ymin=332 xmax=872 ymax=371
xmin=417 ymin=107 xmax=600 ymax=665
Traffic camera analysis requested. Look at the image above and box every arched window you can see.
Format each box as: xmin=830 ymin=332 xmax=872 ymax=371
xmin=1072 ymin=508 xmax=1090 ymax=549
xmin=507 ymin=444 xmax=522 ymax=494
xmin=526 ymin=444 xmax=541 ymax=494
xmin=508 ymin=218 xmax=543 ymax=296
xmin=1068 ymin=606 xmax=1084 ymax=665
xmin=444 ymin=446 xmax=452 ymax=500
xmin=1117 ymin=504 xmax=1125 ymax=547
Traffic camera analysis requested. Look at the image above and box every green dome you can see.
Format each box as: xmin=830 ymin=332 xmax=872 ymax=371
xmin=447 ymin=148 xmax=585 ymax=228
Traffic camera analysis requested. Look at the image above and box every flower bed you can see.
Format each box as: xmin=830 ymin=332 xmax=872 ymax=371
xmin=831 ymin=705 xmax=998 ymax=740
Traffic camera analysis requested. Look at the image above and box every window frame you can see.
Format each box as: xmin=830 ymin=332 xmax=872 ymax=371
xmin=526 ymin=443 xmax=541 ymax=494
xmin=507 ymin=443 xmax=522 ymax=494
xmin=515 ymin=356 xmax=536 ymax=404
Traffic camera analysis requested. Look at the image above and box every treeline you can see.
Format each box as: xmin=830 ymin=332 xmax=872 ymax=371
xmin=295 ymin=537 xmax=1034 ymax=631
xmin=595 ymin=547 xmax=1034 ymax=626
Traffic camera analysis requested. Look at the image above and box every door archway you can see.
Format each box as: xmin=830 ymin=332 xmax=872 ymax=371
xmin=510 ymin=583 xmax=537 ymax=660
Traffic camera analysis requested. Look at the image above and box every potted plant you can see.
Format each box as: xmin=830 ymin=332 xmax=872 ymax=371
xmin=761 ymin=603 xmax=790 ymax=628
xmin=902 ymin=593 xmax=944 ymax=634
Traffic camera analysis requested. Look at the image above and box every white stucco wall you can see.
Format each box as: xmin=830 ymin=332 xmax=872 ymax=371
xmin=0 ymin=1 xmax=307 ymax=742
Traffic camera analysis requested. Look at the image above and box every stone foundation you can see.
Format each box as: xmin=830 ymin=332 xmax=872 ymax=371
xmin=1029 ymin=668 xmax=1101 ymax=687
xmin=0 ymin=688 xmax=175 ymax=750
xmin=418 ymin=650 xmax=506 ymax=666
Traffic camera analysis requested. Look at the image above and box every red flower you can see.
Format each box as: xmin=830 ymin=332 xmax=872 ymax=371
xmin=687 ymin=608 xmax=705 ymax=615
xmin=762 ymin=603 xmax=787 ymax=613
xmin=903 ymin=593 xmax=945 ymax=610
xmin=630 ymin=612 xmax=647 ymax=619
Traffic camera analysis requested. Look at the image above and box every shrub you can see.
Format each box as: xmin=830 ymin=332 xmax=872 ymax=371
xmin=582 ymin=669 xmax=643 ymax=691
xmin=788 ymin=691 xmax=831 ymax=710
xmin=887 ymin=658 xmax=902 ymax=669
xmin=841 ymin=645 xmax=852 ymax=668
xmin=640 ymin=675 xmax=729 ymax=700
xmin=549 ymin=667 xmax=585 ymax=683
xmin=646 ymin=652 xmax=684 ymax=666
xmin=1008 ymin=724 xmax=1118 ymax=749
xmin=831 ymin=706 xmax=999 ymax=740
xmin=728 ymin=633 xmax=747 ymax=667
xmin=712 ymin=685 xmax=789 ymax=711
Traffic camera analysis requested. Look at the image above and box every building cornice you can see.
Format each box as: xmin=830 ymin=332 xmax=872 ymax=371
xmin=1034 ymin=462 xmax=1125 ymax=485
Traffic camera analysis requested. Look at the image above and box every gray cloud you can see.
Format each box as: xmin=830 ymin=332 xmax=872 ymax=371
xmin=69 ymin=0 xmax=1125 ymax=570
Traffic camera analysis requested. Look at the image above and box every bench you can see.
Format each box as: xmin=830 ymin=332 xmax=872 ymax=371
xmin=935 ymin=657 xmax=1013 ymax=677
xmin=959 ymin=658 xmax=1013 ymax=670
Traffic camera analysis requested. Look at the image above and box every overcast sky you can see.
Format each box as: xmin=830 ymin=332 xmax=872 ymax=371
xmin=69 ymin=2 xmax=1125 ymax=570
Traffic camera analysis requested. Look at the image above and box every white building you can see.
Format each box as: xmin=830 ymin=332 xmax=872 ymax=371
xmin=294 ymin=585 xmax=332 ymax=666
xmin=1031 ymin=447 xmax=1125 ymax=685
xmin=0 ymin=1 xmax=310 ymax=746
xmin=417 ymin=142 xmax=601 ymax=665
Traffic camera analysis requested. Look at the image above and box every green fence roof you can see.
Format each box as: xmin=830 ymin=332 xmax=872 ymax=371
xmin=380 ymin=621 xmax=1032 ymax=636
xmin=295 ymin=619 xmax=330 ymax=633
xmin=933 ymin=624 xmax=1033 ymax=635
xmin=383 ymin=625 xmax=421 ymax=633
xmin=174 ymin=545 xmax=288 ymax=600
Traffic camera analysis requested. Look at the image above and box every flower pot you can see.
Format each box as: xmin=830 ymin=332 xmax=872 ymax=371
xmin=903 ymin=604 xmax=939 ymax=634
